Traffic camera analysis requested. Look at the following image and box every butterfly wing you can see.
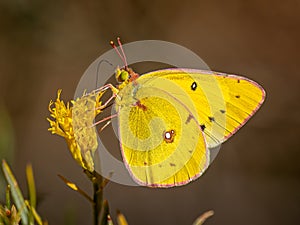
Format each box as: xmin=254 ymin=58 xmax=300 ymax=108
xmin=116 ymin=80 xmax=209 ymax=187
xmin=137 ymin=68 xmax=266 ymax=148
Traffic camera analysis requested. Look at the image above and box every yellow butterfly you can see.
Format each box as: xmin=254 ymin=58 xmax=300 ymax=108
xmin=99 ymin=38 xmax=265 ymax=187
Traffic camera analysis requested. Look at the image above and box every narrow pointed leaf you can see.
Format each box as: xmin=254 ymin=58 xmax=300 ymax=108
xmin=107 ymin=215 xmax=114 ymax=225
xmin=58 ymin=174 xmax=93 ymax=203
xmin=100 ymin=200 xmax=110 ymax=225
xmin=192 ymin=210 xmax=214 ymax=225
xmin=2 ymin=160 xmax=28 ymax=224
xmin=5 ymin=185 xmax=11 ymax=208
xmin=25 ymin=201 xmax=43 ymax=225
xmin=26 ymin=164 xmax=36 ymax=225
xmin=117 ymin=210 xmax=128 ymax=225
xmin=26 ymin=164 xmax=36 ymax=208
xmin=100 ymin=172 xmax=113 ymax=190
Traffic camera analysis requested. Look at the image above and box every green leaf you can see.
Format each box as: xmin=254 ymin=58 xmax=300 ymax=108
xmin=25 ymin=201 xmax=43 ymax=225
xmin=2 ymin=160 xmax=28 ymax=225
xmin=0 ymin=102 xmax=15 ymax=201
xmin=5 ymin=185 xmax=11 ymax=209
xmin=26 ymin=164 xmax=36 ymax=208
xmin=26 ymin=164 xmax=36 ymax=225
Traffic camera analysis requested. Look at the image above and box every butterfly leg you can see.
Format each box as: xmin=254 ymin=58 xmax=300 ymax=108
xmin=97 ymin=94 xmax=116 ymax=110
xmin=93 ymin=114 xmax=118 ymax=127
xmin=93 ymin=114 xmax=118 ymax=132
xmin=91 ymin=84 xmax=119 ymax=131
xmin=93 ymin=84 xmax=119 ymax=111
xmin=99 ymin=121 xmax=111 ymax=132
xmin=92 ymin=83 xmax=119 ymax=96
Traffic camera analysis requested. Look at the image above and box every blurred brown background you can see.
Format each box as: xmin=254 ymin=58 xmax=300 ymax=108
xmin=0 ymin=0 xmax=299 ymax=224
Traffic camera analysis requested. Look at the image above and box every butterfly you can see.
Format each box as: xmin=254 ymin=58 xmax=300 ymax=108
xmin=97 ymin=38 xmax=266 ymax=188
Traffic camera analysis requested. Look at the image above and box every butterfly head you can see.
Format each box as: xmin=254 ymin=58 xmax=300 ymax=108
xmin=115 ymin=66 xmax=140 ymax=90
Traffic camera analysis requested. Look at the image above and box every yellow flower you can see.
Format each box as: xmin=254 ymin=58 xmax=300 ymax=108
xmin=47 ymin=89 xmax=104 ymax=171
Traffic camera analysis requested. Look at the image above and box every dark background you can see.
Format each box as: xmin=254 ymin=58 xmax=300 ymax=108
xmin=0 ymin=0 xmax=299 ymax=224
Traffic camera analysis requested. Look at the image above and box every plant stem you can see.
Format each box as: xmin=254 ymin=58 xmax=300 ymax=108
xmin=85 ymin=170 xmax=103 ymax=225
xmin=93 ymin=181 xmax=101 ymax=225
xmin=84 ymin=169 xmax=106 ymax=225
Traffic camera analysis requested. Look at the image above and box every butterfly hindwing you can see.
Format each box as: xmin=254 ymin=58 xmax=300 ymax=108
xmin=116 ymin=81 xmax=209 ymax=187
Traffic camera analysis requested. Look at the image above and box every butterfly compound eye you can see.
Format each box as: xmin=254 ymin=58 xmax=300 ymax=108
xmin=117 ymin=70 xmax=130 ymax=82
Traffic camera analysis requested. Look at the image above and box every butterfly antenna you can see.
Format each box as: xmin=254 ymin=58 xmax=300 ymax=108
xmin=110 ymin=39 xmax=127 ymax=68
xmin=95 ymin=59 xmax=113 ymax=90
xmin=110 ymin=41 xmax=125 ymax=64
xmin=117 ymin=37 xmax=128 ymax=68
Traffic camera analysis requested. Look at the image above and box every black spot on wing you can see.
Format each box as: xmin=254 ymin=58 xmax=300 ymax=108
xmin=191 ymin=81 xmax=197 ymax=91
xmin=235 ymin=95 xmax=240 ymax=98
xmin=208 ymin=116 xmax=215 ymax=122
xmin=170 ymin=163 xmax=176 ymax=167
xmin=220 ymin=109 xmax=226 ymax=114
xmin=200 ymin=124 xmax=206 ymax=131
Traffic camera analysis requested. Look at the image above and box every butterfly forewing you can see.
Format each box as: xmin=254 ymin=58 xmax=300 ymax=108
xmin=139 ymin=69 xmax=265 ymax=148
